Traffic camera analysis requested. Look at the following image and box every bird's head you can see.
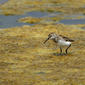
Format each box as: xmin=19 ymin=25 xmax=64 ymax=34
xmin=44 ymin=32 xmax=58 ymax=44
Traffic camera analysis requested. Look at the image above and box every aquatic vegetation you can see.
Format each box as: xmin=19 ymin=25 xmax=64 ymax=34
xmin=18 ymin=17 xmax=42 ymax=24
xmin=0 ymin=0 xmax=85 ymax=85
xmin=18 ymin=16 xmax=58 ymax=25
xmin=1 ymin=0 xmax=85 ymax=15
xmin=0 ymin=24 xmax=85 ymax=85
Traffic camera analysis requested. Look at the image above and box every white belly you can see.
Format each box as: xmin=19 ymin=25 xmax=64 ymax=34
xmin=58 ymin=40 xmax=71 ymax=46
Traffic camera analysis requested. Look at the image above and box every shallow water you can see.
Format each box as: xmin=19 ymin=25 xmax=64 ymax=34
xmin=0 ymin=11 xmax=85 ymax=28
xmin=64 ymin=14 xmax=85 ymax=18
xmin=0 ymin=0 xmax=8 ymax=4
xmin=0 ymin=11 xmax=61 ymax=28
xmin=60 ymin=18 xmax=85 ymax=25
xmin=0 ymin=0 xmax=85 ymax=28
xmin=0 ymin=14 xmax=33 ymax=28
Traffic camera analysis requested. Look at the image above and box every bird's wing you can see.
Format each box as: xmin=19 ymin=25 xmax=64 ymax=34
xmin=59 ymin=35 xmax=74 ymax=42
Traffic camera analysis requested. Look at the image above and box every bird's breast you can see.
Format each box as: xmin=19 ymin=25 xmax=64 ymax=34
xmin=58 ymin=40 xmax=71 ymax=46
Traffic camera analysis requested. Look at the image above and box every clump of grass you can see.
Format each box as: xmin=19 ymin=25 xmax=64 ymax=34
xmin=47 ymin=9 xmax=55 ymax=13
xmin=18 ymin=17 xmax=42 ymax=24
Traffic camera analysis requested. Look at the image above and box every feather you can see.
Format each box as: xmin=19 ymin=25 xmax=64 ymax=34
xmin=59 ymin=35 xmax=74 ymax=42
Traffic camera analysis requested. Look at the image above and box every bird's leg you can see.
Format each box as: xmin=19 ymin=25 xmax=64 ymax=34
xmin=65 ymin=44 xmax=71 ymax=54
xmin=60 ymin=47 xmax=62 ymax=54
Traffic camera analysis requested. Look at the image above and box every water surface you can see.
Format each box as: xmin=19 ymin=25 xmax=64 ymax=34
xmin=0 ymin=11 xmax=61 ymax=28
xmin=0 ymin=0 xmax=8 ymax=4
xmin=60 ymin=19 xmax=85 ymax=25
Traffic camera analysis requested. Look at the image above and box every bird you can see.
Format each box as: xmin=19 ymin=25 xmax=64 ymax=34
xmin=44 ymin=32 xmax=74 ymax=54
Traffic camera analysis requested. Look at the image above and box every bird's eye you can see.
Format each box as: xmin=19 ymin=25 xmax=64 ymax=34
xmin=48 ymin=34 xmax=51 ymax=37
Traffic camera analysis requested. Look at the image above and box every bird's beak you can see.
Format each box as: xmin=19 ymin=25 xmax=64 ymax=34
xmin=44 ymin=37 xmax=50 ymax=44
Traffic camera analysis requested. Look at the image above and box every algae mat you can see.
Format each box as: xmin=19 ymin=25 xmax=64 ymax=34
xmin=0 ymin=24 xmax=85 ymax=85
xmin=1 ymin=0 xmax=85 ymax=15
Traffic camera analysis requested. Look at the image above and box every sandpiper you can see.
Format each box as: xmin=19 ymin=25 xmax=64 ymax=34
xmin=44 ymin=32 xmax=74 ymax=54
